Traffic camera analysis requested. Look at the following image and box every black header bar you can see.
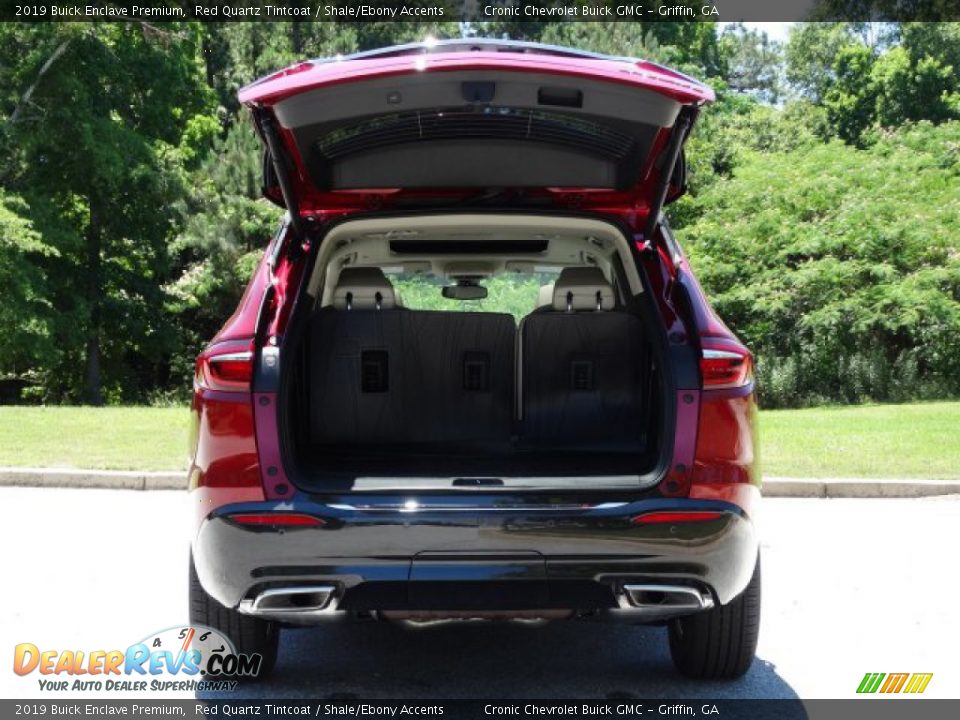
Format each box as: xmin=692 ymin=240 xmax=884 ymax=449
xmin=6 ymin=699 xmax=960 ymax=720
xmin=4 ymin=0 xmax=960 ymax=23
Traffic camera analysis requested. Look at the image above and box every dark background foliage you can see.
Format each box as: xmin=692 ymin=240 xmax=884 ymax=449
xmin=0 ymin=20 xmax=958 ymax=408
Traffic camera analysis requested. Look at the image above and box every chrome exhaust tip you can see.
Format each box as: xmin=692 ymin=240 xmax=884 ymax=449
xmin=619 ymin=584 xmax=714 ymax=619
xmin=239 ymin=585 xmax=337 ymax=620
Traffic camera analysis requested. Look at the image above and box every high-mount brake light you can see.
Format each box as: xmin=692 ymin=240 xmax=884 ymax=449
xmin=700 ymin=348 xmax=753 ymax=390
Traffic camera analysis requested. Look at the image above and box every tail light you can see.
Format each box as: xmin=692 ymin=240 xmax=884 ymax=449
xmin=700 ymin=346 xmax=753 ymax=389
xmin=227 ymin=512 xmax=324 ymax=527
xmin=632 ymin=510 xmax=723 ymax=525
xmin=196 ymin=344 xmax=254 ymax=392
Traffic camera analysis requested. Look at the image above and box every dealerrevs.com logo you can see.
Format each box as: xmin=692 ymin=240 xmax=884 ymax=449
xmin=13 ymin=626 xmax=260 ymax=692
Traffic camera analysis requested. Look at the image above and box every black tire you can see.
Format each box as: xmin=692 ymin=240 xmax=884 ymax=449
xmin=188 ymin=554 xmax=279 ymax=681
xmin=668 ymin=556 xmax=761 ymax=680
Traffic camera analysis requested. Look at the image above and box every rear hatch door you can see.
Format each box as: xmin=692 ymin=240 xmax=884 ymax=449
xmin=239 ymin=40 xmax=713 ymax=214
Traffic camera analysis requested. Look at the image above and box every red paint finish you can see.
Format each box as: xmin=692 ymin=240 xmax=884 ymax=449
xmin=635 ymin=239 xmax=686 ymax=339
xmin=188 ymin=387 xmax=265 ymax=530
xmin=692 ymin=390 xmax=759 ymax=487
xmin=688 ymin=483 xmax=762 ymax=520
xmin=191 ymin=45 xmax=757 ymax=538
xmin=672 ymin=247 xmax=737 ymax=342
xmin=301 ymin=190 xmax=648 ymax=225
xmin=656 ymin=232 xmax=759 ymax=508
xmin=254 ymin=392 xmax=292 ymax=501
xmin=242 ymin=47 xmax=713 ymax=220
xmin=265 ymin=238 xmax=310 ymax=340
xmin=239 ymin=52 xmax=714 ymax=108
xmin=186 ymin=47 xmax=763 ymax=640
xmin=211 ymin=248 xmax=271 ymax=344
xmin=660 ymin=389 xmax=700 ymax=497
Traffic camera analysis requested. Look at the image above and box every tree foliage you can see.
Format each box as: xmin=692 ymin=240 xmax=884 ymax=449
xmin=678 ymin=121 xmax=960 ymax=406
xmin=0 ymin=190 xmax=56 ymax=376
xmin=0 ymin=21 xmax=958 ymax=409
xmin=786 ymin=22 xmax=960 ymax=144
xmin=1 ymin=23 xmax=216 ymax=403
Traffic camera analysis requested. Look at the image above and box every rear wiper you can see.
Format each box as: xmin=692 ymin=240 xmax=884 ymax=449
xmin=462 ymin=187 xmax=520 ymax=206
xmin=392 ymin=188 xmax=550 ymax=209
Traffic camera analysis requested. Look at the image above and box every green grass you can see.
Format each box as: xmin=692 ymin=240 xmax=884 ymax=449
xmin=759 ymin=401 xmax=960 ymax=479
xmin=0 ymin=401 xmax=958 ymax=479
xmin=0 ymin=406 xmax=190 ymax=471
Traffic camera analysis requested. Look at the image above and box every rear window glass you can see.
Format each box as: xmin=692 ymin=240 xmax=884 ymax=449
xmin=316 ymin=107 xmax=635 ymax=162
xmin=385 ymin=270 xmax=561 ymax=322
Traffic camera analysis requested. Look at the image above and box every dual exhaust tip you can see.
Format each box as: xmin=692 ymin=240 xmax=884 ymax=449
xmin=239 ymin=583 xmax=713 ymax=622
xmin=239 ymin=585 xmax=337 ymax=621
xmin=619 ymin=584 xmax=714 ymax=619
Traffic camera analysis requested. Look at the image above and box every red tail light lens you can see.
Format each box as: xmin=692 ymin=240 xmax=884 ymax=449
xmin=632 ymin=511 xmax=723 ymax=525
xmin=700 ymin=348 xmax=753 ymax=389
xmin=208 ymin=352 xmax=253 ymax=383
xmin=228 ymin=513 xmax=324 ymax=527
xmin=197 ymin=348 xmax=253 ymax=392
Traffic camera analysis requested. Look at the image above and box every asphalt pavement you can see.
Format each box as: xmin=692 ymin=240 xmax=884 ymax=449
xmin=2 ymin=487 xmax=957 ymax=699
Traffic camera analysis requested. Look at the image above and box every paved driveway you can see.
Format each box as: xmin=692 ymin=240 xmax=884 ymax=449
xmin=1 ymin=488 xmax=956 ymax=699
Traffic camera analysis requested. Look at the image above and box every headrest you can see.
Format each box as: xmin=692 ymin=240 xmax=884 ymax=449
xmin=332 ymin=267 xmax=397 ymax=310
xmin=536 ymin=283 xmax=555 ymax=310
xmin=552 ymin=267 xmax=615 ymax=312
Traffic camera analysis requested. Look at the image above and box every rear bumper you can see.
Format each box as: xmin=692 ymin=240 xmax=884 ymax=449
xmin=192 ymin=495 xmax=758 ymax=623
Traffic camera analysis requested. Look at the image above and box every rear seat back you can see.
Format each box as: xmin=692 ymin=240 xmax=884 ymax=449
xmin=399 ymin=311 xmax=515 ymax=450
xmin=520 ymin=267 xmax=650 ymax=452
xmin=310 ymin=268 xmax=405 ymax=447
xmin=309 ymin=267 xmax=515 ymax=451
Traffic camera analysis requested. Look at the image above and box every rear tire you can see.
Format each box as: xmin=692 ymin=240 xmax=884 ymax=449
xmin=668 ymin=556 xmax=761 ymax=680
xmin=188 ymin=554 xmax=279 ymax=681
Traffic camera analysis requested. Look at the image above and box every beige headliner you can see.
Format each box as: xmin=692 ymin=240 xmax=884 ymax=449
xmin=305 ymin=214 xmax=644 ymax=307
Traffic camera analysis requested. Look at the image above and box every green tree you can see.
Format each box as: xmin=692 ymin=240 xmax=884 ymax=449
xmin=784 ymin=22 xmax=889 ymax=102
xmin=166 ymin=121 xmax=278 ymax=391
xmin=1 ymin=23 xmax=216 ymax=403
xmin=676 ymin=121 xmax=960 ymax=407
xmin=0 ymin=190 xmax=56 ymax=379
xmin=785 ymin=22 xmax=960 ymax=144
xmin=870 ymin=25 xmax=960 ymax=129
xmin=535 ymin=20 xmax=724 ymax=78
xmin=718 ymin=23 xmax=783 ymax=103
xmin=821 ymin=42 xmax=878 ymax=143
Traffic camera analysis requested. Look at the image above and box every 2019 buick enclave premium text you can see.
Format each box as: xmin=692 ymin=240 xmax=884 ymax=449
xmin=187 ymin=40 xmax=761 ymax=681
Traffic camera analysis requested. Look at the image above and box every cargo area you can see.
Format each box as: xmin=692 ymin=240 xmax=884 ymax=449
xmin=278 ymin=215 xmax=673 ymax=492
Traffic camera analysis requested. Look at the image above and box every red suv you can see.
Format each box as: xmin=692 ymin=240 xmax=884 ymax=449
xmin=188 ymin=40 xmax=760 ymax=681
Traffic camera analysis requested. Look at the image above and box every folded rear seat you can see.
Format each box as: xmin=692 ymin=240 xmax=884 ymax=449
xmin=520 ymin=267 xmax=650 ymax=453
xmin=402 ymin=311 xmax=515 ymax=450
xmin=309 ymin=268 xmax=408 ymax=447
xmin=309 ymin=267 xmax=515 ymax=452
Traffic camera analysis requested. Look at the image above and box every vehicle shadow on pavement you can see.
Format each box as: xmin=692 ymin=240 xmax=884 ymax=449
xmin=197 ymin=619 xmax=800 ymax=700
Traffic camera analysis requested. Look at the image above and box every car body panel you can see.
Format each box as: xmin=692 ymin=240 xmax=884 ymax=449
xmin=188 ymin=46 xmax=759 ymax=625
xmin=192 ymin=497 xmax=758 ymax=612
xmin=240 ymin=41 xmax=714 ymax=109
xmin=240 ymin=40 xmax=712 ymax=216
